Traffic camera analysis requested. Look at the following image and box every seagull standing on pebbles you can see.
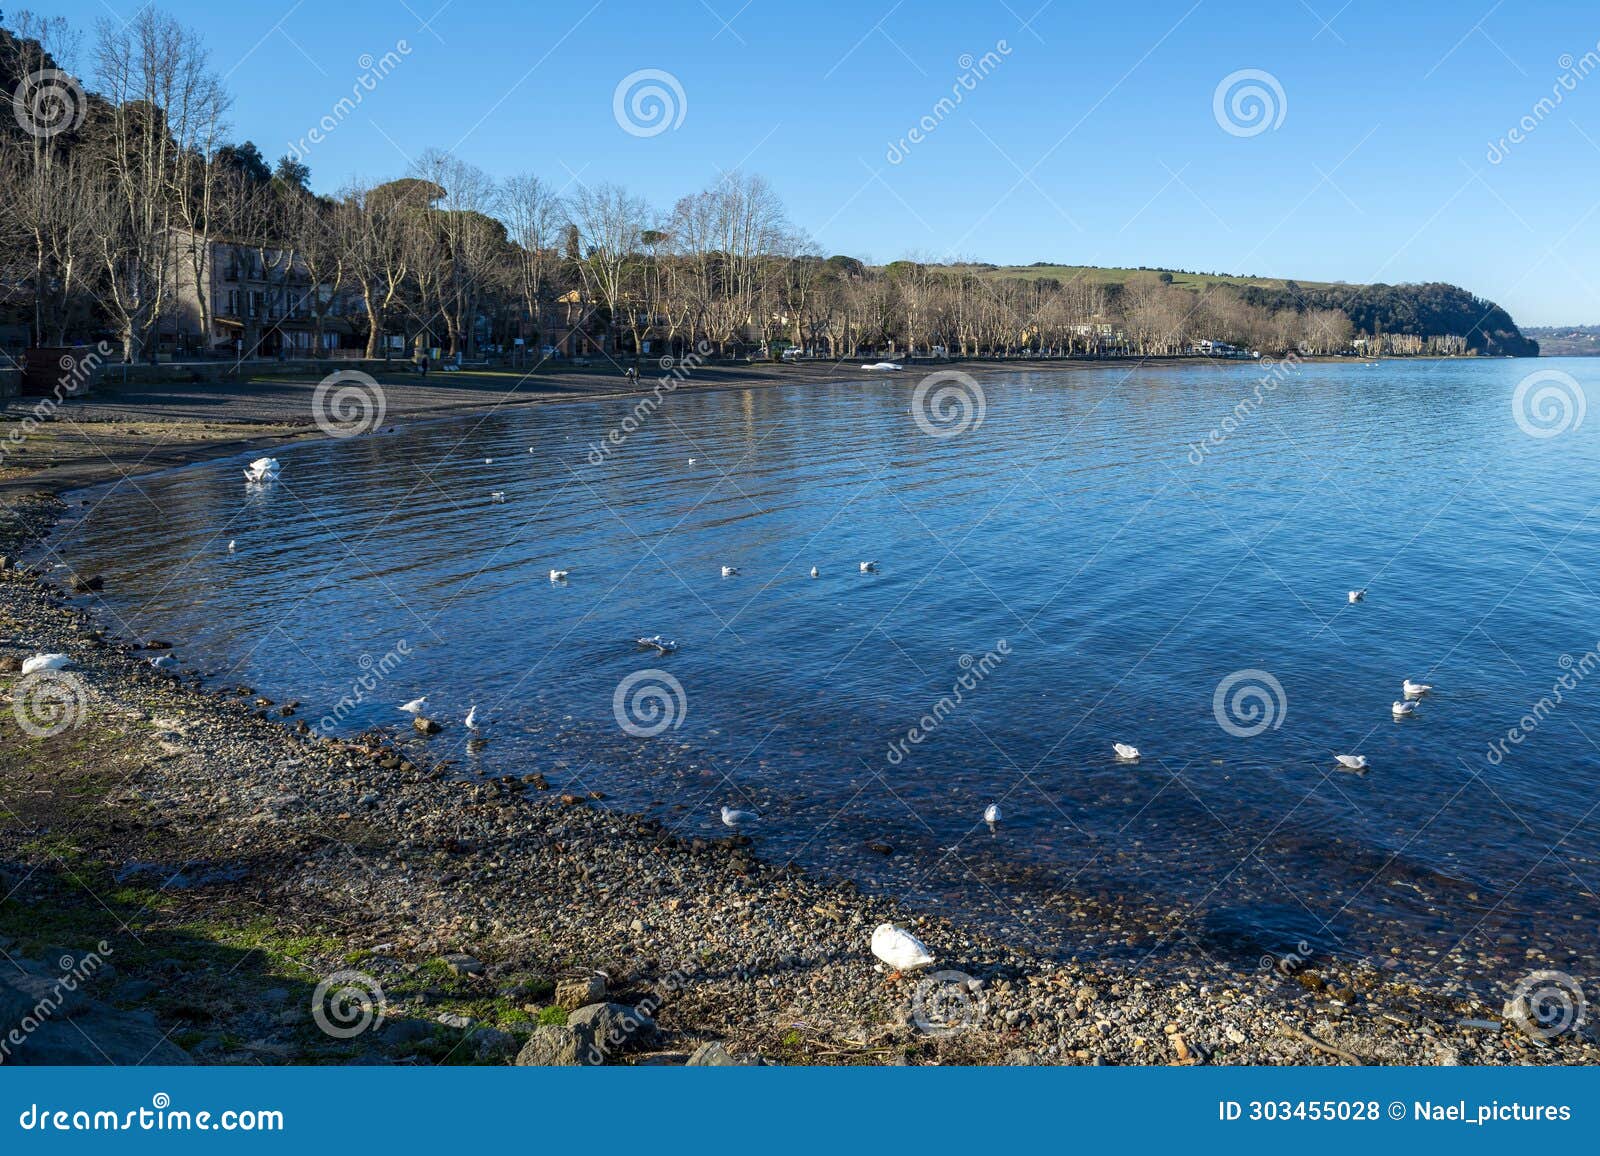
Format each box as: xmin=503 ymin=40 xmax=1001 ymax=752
xmin=21 ymin=654 xmax=72 ymax=675
xmin=398 ymin=696 xmax=427 ymax=716
xmin=720 ymin=805 xmax=759 ymax=830
xmin=1113 ymin=742 xmax=1140 ymax=762
xmin=870 ymin=923 xmax=935 ymax=981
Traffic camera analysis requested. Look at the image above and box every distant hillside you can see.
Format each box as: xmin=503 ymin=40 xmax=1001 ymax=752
xmin=1524 ymin=326 xmax=1600 ymax=356
xmin=969 ymin=264 xmax=1537 ymax=357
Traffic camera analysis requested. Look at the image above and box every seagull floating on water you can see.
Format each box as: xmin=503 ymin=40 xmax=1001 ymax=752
xmin=149 ymin=654 xmax=177 ymax=670
xmin=21 ymin=653 xmax=72 ymax=675
xmin=861 ymin=362 xmax=903 ymax=371
xmin=721 ymin=565 xmax=739 ymax=577
xmin=859 ymin=561 xmax=878 ymax=573
xmin=870 ymin=923 xmax=935 ymax=978
xmin=720 ymin=805 xmax=759 ymax=830
xmin=688 ymin=458 xmax=696 ymax=464
xmin=1402 ymin=679 xmax=1432 ymax=698
xmin=983 ymin=803 xmax=1002 ymax=825
xmin=1391 ymin=701 xmax=1416 ymax=718
xmin=1335 ymin=753 xmax=1368 ymax=771
xmin=398 ymin=696 xmax=427 ymax=716
xmin=549 ymin=569 xmax=569 ymax=582
xmin=636 ymin=635 xmax=677 ymax=654
xmin=1347 ymin=589 xmax=1365 ymax=603
xmin=243 ymin=457 xmax=280 ymax=484
xmin=227 ymin=540 xmax=236 ymax=552
xmin=809 ymin=566 xmax=819 ymax=578
xmin=484 ymin=458 xmax=493 ymax=464
xmin=490 ymin=491 xmax=507 ymax=503
xmin=465 ymin=704 xmax=479 ymax=730
xmin=1113 ymin=742 xmax=1140 ymax=762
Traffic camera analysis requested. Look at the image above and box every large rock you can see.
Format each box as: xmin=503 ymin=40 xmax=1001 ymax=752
xmin=515 ymin=1025 xmax=587 ymax=1066
xmin=554 ymin=975 xmax=606 ymax=1010
xmin=0 ymin=960 xmax=189 ymax=1065
xmin=568 ymin=1001 xmax=656 ymax=1065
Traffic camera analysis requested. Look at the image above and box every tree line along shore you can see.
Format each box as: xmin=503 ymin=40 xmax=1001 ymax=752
xmin=4 ymin=10 xmax=1536 ymax=378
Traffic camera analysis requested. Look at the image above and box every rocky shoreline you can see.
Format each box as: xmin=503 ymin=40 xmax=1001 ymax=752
xmin=1 ymin=486 xmax=1593 ymax=1067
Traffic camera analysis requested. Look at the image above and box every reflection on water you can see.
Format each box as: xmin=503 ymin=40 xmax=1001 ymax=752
xmin=54 ymin=359 xmax=1600 ymax=993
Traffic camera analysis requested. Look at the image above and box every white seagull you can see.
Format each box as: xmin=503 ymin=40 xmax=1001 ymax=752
xmin=688 ymin=458 xmax=697 ymax=464
xmin=1391 ymin=701 xmax=1416 ymax=718
xmin=720 ymin=805 xmax=759 ymax=830
xmin=859 ymin=561 xmax=878 ymax=573
xmin=809 ymin=566 xmax=820 ymax=578
xmin=861 ymin=362 xmax=903 ymax=371
xmin=398 ymin=696 xmax=427 ymax=716
xmin=549 ymin=569 xmax=569 ymax=582
xmin=484 ymin=458 xmax=494 ymax=464
xmin=870 ymin=923 xmax=935 ymax=978
xmin=721 ymin=565 xmax=739 ymax=577
xmin=1335 ymin=754 xmax=1368 ymax=771
xmin=636 ymin=635 xmax=677 ymax=654
xmin=243 ymin=457 xmax=280 ymax=484
xmin=1113 ymin=742 xmax=1140 ymax=762
xmin=490 ymin=491 xmax=507 ymax=503
xmin=1347 ymin=589 xmax=1365 ymax=604
xmin=21 ymin=653 xmax=72 ymax=675
xmin=465 ymin=704 xmax=479 ymax=730
xmin=983 ymin=803 xmax=1002 ymax=825
xmin=1402 ymin=679 xmax=1432 ymax=698
xmin=149 ymin=654 xmax=177 ymax=670
xmin=227 ymin=540 xmax=236 ymax=552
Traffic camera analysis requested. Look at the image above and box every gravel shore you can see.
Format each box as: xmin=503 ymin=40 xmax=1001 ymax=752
xmin=1 ymin=378 xmax=1593 ymax=1066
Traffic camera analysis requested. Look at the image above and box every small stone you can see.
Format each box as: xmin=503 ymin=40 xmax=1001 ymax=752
xmin=412 ymin=716 xmax=442 ymax=735
xmin=442 ymin=953 xmax=483 ymax=977
xmin=555 ymin=975 xmax=607 ymax=1010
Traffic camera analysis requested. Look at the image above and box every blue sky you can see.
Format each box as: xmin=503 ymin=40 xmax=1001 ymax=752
xmin=42 ymin=0 xmax=1600 ymax=325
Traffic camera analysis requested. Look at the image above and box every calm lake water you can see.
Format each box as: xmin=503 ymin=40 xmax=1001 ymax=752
xmin=54 ymin=358 xmax=1600 ymax=993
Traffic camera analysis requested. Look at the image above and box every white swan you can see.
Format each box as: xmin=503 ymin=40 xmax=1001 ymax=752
xmin=1347 ymin=589 xmax=1365 ymax=603
xmin=21 ymin=654 xmax=72 ymax=675
xmin=243 ymin=457 xmax=280 ymax=483
xmin=398 ymin=696 xmax=427 ymax=716
xmin=1402 ymin=679 xmax=1432 ymax=698
xmin=859 ymin=561 xmax=878 ymax=573
xmin=549 ymin=569 xmax=569 ymax=582
xmin=870 ymin=923 xmax=935 ymax=974
xmin=721 ymin=565 xmax=739 ymax=577
xmin=983 ymin=803 xmax=1002 ymax=824
xmin=1391 ymin=701 xmax=1415 ymax=718
xmin=1335 ymin=754 xmax=1368 ymax=770
xmin=1113 ymin=742 xmax=1140 ymax=762
xmin=720 ymin=805 xmax=759 ymax=830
